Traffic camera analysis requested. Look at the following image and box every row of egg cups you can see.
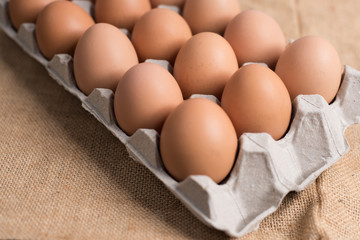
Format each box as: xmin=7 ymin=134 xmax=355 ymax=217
xmin=8 ymin=0 xmax=240 ymax=38
xmin=6 ymin=0 xmax=341 ymax=129
xmin=69 ymin=23 xmax=342 ymax=186
xmin=1 ymin=0 xmax=249 ymax=188
xmin=4 ymin=0 xmax=299 ymax=184
xmin=3 ymin=5 xmax=348 ymax=192
xmin=0 ymin=0 xmax=346 ymax=191
xmin=2 ymin=1 xmax=360 ymax=236
xmin=5 ymin=0 xmax=343 ymax=142
xmin=6 ymin=0 xmax=290 ymax=81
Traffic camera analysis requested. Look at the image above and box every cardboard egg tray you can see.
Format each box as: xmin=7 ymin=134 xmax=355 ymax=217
xmin=1 ymin=0 xmax=360 ymax=237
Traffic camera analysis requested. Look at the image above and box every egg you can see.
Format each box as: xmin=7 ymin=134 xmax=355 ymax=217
xmin=94 ymin=0 xmax=151 ymax=31
xmin=73 ymin=23 xmax=138 ymax=96
xmin=35 ymin=1 xmax=94 ymax=60
xmin=131 ymin=8 xmax=191 ymax=64
xmin=182 ymin=0 xmax=240 ymax=35
xmin=8 ymin=0 xmax=66 ymax=30
xmin=275 ymin=36 xmax=343 ymax=104
xmin=173 ymin=32 xmax=238 ymax=99
xmin=224 ymin=10 xmax=286 ymax=69
xmin=160 ymin=98 xmax=238 ymax=183
xmin=221 ymin=64 xmax=292 ymax=140
xmin=114 ymin=62 xmax=183 ymax=135
xmin=150 ymin=0 xmax=185 ymax=8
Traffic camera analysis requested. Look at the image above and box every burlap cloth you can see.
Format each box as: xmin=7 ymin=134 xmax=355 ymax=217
xmin=0 ymin=0 xmax=359 ymax=239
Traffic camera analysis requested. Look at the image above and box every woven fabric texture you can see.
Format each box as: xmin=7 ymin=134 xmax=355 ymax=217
xmin=1 ymin=0 xmax=360 ymax=239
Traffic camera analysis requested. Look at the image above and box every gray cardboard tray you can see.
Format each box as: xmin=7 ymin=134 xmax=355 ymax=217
xmin=1 ymin=0 xmax=359 ymax=237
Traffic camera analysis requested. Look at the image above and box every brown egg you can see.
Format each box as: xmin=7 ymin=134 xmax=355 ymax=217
xmin=94 ymin=0 xmax=151 ymax=31
xmin=74 ymin=23 xmax=138 ymax=96
xmin=224 ymin=10 xmax=286 ymax=69
xmin=35 ymin=1 xmax=94 ymax=60
xmin=160 ymin=98 xmax=238 ymax=183
xmin=221 ymin=64 xmax=291 ymax=140
xmin=114 ymin=62 xmax=183 ymax=135
xmin=131 ymin=8 xmax=191 ymax=64
xmin=182 ymin=0 xmax=240 ymax=35
xmin=150 ymin=0 xmax=185 ymax=8
xmin=8 ymin=0 xmax=66 ymax=30
xmin=173 ymin=32 xmax=238 ymax=99
xmin=275 ymin=36 xmax=342 ymax=104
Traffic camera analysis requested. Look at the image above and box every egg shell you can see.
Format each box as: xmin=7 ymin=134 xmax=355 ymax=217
xmin=35 ymin=1 xmax=94 ymax=60
xmin=150 ymin=0 xmax=185 ymax=8
xmin=275 ymin=36 xmax=342 ymax=103
xmin=74 ymin=23 xmax=138 ymax=96
xmin=221 ymin=64 xmax=292 ymax=140
xmin=94 ymin=0 xmax=151 ymax=31
xmin=160 ymin=97 xmax=238 ymax=183
xmin=174 ymin=32 xmax=238 ymax=99
xmin=224 ymin=10 xmax=286 ymax=69
xmin=131 ymin=8 xmax=191 ymax=64
xmin=114 ymin=62 xmax=183 ymax=135
xmin=182 ymin=0 xmax=240 ymax=35
xmin=8 ymin=0 xmax=66 ymax=30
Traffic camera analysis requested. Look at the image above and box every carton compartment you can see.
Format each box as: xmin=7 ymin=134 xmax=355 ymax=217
xmin=1 ymin=0 xmax=359 ymax=237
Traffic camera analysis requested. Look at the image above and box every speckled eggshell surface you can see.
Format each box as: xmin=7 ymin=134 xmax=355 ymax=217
xmin=275 ymin=36 xmax=343 ymax=103
xmin=221 ymin=64 xmax=292 ymax=140
xmin=114 ymin=62 xmax=183 ymax=135
xmin=174 ymin=32 xmax=238 ymax=99
xmin=150 ymin=0 xmax=185 ymax=8
xmin=182 ymin=0 xmax=240 ymax=35
xmin=35 ymin=1 xmax=94 ymax=60
xmin=74 ymin=23 xmax=139 ymax=96
xmin=160 ymin=98 xmax=238 ymax=184
xmin=224 ymin=10 xmax=286 ymax=69
xmin=94 ymin=0 xmax=151 ymax=31
xmin=8 ymin=0 xmax=66 ymax=30
xmin=131 ymin=8 xmax=191 ymax=64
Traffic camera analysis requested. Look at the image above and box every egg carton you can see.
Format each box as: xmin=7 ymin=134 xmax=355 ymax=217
xmin=1 ymin=0 xmax=360 ymax=237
